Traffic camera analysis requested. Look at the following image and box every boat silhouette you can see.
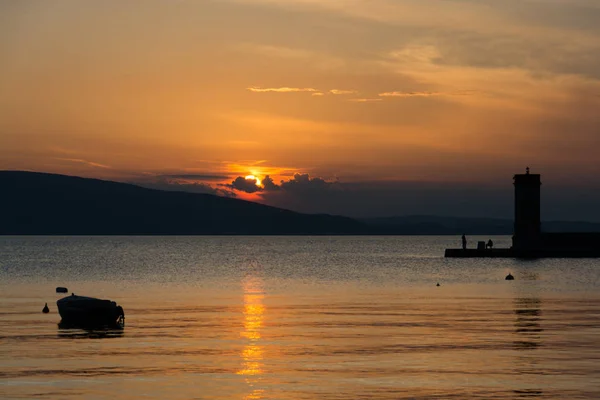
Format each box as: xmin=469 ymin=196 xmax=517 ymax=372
xmin=57 ymin=293 xmax=124 ymax=329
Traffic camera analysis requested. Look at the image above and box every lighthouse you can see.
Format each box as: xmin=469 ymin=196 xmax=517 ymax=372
xmin=513 ymin=167 xmax=542 ymax=251
xmin=445 ymin=168 xmax=600 ymax=258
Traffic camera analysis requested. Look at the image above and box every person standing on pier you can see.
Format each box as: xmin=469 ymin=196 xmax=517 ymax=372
xmin=462 ymin=234 xmax=467 ymax=250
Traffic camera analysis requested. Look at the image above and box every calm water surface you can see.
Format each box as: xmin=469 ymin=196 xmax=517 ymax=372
xmin=1 ymin=236 xmax=600 ymax=399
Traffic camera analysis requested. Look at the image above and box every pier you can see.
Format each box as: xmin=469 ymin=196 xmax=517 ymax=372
xmin=445 ymin=248 xmax=513 ymax=258
xmin=445 ymin=248 xmax=600 ymax=258
xmin=445 ymin=168 xmax=600 ymax=258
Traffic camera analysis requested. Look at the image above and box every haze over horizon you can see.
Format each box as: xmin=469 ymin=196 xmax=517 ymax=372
xmin=2 ymin=1 xmax=599 ymax=220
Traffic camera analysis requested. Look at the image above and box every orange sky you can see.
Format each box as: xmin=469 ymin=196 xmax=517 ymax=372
xmin=1 ymin=1 xmax=600 ymax=215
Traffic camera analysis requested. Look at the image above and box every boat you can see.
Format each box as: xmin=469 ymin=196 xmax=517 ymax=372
xmin=57 ymin=293 xmax=125 ymax=328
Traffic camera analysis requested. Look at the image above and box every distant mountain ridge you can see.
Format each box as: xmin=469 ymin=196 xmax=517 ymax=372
xmin=0 ymin=171 xmax=364 ymax=235
xmin=2 ymin=171 xmax=598 ymax=235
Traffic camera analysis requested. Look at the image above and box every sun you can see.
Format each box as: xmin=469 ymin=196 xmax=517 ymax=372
xmin=245 ymin=175 xmax=261 ymax=186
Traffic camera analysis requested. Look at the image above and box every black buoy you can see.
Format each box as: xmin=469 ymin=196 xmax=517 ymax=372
xmin=56 ymin=287 xmax=68 ymax=293
xmin=42 ymin=303 xmax=49 ymax=313
xmin=436 ymin=282 xmax=440 ymax=287
xmin=505 ymin=273 xmax=514 ymax=281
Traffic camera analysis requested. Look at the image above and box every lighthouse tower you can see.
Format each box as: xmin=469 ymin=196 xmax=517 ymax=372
xmin=513 ymin=167 xmax=542 ymax=251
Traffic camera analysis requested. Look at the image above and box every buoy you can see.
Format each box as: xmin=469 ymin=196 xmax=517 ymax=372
xmin=56 ymin=287 xmax=68 ymax=293
xmin=436 ymin=283 xmax=440 ymax=287
xmin=42 ymin=303 xmax=49 ymax=313
xmin=505 ymin=273 xmax=514 ymax=281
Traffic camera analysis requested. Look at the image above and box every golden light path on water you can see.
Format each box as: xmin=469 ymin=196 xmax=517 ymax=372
xmin=238 ymin=271 xmax=266 ymax=400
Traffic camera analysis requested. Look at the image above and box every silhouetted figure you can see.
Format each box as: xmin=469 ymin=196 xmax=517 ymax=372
xmin=436 ymin=282 xmax=440 ymax=287
xmin=42 ymin=303 xmax=49 ymax=313
xmin=487 ymin=239 xmax=494 ymax=249
xmin=505 ymin=273 xmax=514 ymax=280
xmin=462 ymin=234 xmax=467 ymax=250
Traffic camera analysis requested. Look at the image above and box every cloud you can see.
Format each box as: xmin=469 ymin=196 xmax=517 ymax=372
xmin=135 ymin=178 xmax=236 ymax=197
xmin=379 ymin=91 xmax=442 ymax=98
xmin=280 ymin=173 xmax=335 ymax=192
xmin=159 ymin=174 xmax=231 ymax=181
xmin=348 ymin=98 xmax=383 ymax=103
xmin=247 ymin=87 xmax=360 ymax=96
xmin=378 ymin=90 xmax=480 ymax=99
xmin=224 ymin=176 xmax=262 ymax=193
xmin=224 ymin=172 xmax=337 ymax=195
xmin=56 ymin=158 xmax=111 ymax=169
xmin=262 ymin=175 xmax=281 ymax=191
xmin=256 ymin=173 xmax=338 ymax=192
xmin=247 ymin=86 xmax=319 ymax=93
xmin=329 ymin=89 xmax=358 ymax=95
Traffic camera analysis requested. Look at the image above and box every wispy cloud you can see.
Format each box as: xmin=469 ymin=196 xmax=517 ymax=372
xmin=348 ymin=98 xmax=383 ymax=103
xmin=159 ymin=174 xmax=231 ymax=181
xmin=248 ymin=87 xmax=360 ymax=96
xmin=379 ymin=91 xmax=442 ymax=98
xmin=56 ymin=158 xmax=111 ymax=169
xmin=247 ymin=87 xmax=319 ymax=93
xmin=134 ymin=177 xmax=236 ymax=197
xmin=330 ymin=89 xmax=358 ymax=95
xmin=379 ymin=90 xmax=478 ymax=98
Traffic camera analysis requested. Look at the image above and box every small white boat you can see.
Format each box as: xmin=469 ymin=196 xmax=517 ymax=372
xmin=57 ymin=294 xmax=124 ymax=328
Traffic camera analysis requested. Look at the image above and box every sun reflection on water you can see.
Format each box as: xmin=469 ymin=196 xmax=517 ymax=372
xmin=237 ymin=273 xmax=266 ymax=399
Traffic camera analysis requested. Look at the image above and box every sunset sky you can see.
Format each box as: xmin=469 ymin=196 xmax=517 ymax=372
xmin=2 ymin=1 xmax=600 ymax=219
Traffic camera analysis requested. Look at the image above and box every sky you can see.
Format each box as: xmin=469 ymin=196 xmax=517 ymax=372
xmin=1 ymin=0 xmax=600 ymax=220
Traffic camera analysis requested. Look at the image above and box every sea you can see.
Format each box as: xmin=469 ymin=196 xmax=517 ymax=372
xmin=1 ymin=236 xmax=600 ymax=399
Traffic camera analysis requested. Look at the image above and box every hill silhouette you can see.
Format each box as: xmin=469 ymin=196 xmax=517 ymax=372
xmin=0 ymin=171 xmax=365 ymax=235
